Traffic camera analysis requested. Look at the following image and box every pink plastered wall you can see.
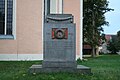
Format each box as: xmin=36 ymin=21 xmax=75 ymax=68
xmin=0 ymin=0 xmax=43 ymax=54
xmin=0 ymin=0 xmax=82 ymax=58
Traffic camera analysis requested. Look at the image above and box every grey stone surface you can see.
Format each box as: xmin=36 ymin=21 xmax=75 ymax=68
xmin=45 ymin=14 xmax=73 ymax=23
xmin=43 ymin=23 xmax=76 ymax=68
xmin=42 ymin=61 xmax=76 ymax=68
xmin=29 ymin=65 xmax=91 ymax=74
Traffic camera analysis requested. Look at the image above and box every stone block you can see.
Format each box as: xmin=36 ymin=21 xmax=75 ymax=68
xmin=43 ymin=23 xmax=76 ymax=68
xmin=29 ymin=65 xmax=91 ymax=74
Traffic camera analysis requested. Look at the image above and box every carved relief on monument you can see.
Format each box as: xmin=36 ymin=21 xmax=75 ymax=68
xmin=52 ymin=28 xmax=68 ymax=39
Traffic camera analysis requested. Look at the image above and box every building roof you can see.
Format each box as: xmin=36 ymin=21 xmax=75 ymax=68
xmin=83 ymin=44 xmax=92 ymax=49
xmin=105 ymin=34 xmax=117 ymax=43
xmin=105 ymin=35 xmax=112 ymax=42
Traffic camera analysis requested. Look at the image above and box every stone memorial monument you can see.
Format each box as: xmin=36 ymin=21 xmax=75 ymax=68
xmin=29 ymin=14 xmax=91 ymax=74
xmin=29 ymin=0 xmax=91 ymax=74
xmin=42 ymin=14 xmax=77 ymax=70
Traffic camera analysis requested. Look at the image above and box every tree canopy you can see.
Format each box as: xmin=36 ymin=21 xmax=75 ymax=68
xmin=107 ymin=31 xmax=120 ymax=54
xmin=83 ymin=0 xmax=113 ymax=57
xmin=107 ymin=35 xmax=118 ymax=54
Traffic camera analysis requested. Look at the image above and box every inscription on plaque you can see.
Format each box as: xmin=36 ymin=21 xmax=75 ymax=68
xmin=43 ymin=22 xmax=76 ymax=68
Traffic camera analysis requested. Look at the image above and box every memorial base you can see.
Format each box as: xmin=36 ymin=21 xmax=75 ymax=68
xmin=29 ymin=65 xmax=91 ymax=74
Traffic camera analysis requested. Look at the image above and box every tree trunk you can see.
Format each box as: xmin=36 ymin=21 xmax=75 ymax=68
xmin=91 ymin=9 xmax=96 ymax=57
xmin=96 ymin=46 xmax=99 ymax=56
xmin=96 ymin=49 xmax=99 ymax=56
xmin=91 ymin=46 xmax=96 ymax=57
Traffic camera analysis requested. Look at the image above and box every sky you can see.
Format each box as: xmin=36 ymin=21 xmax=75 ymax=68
xmin=103 ymin=0 xmax=120 ymax=35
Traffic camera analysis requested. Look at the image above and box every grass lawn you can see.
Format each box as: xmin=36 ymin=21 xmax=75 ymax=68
xmin=0 ymin=55 xmax=120 ymax=80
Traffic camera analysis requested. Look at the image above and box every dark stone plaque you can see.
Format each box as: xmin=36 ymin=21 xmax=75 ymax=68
xmin=43 ymin=23 xmax=76 ymax=68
